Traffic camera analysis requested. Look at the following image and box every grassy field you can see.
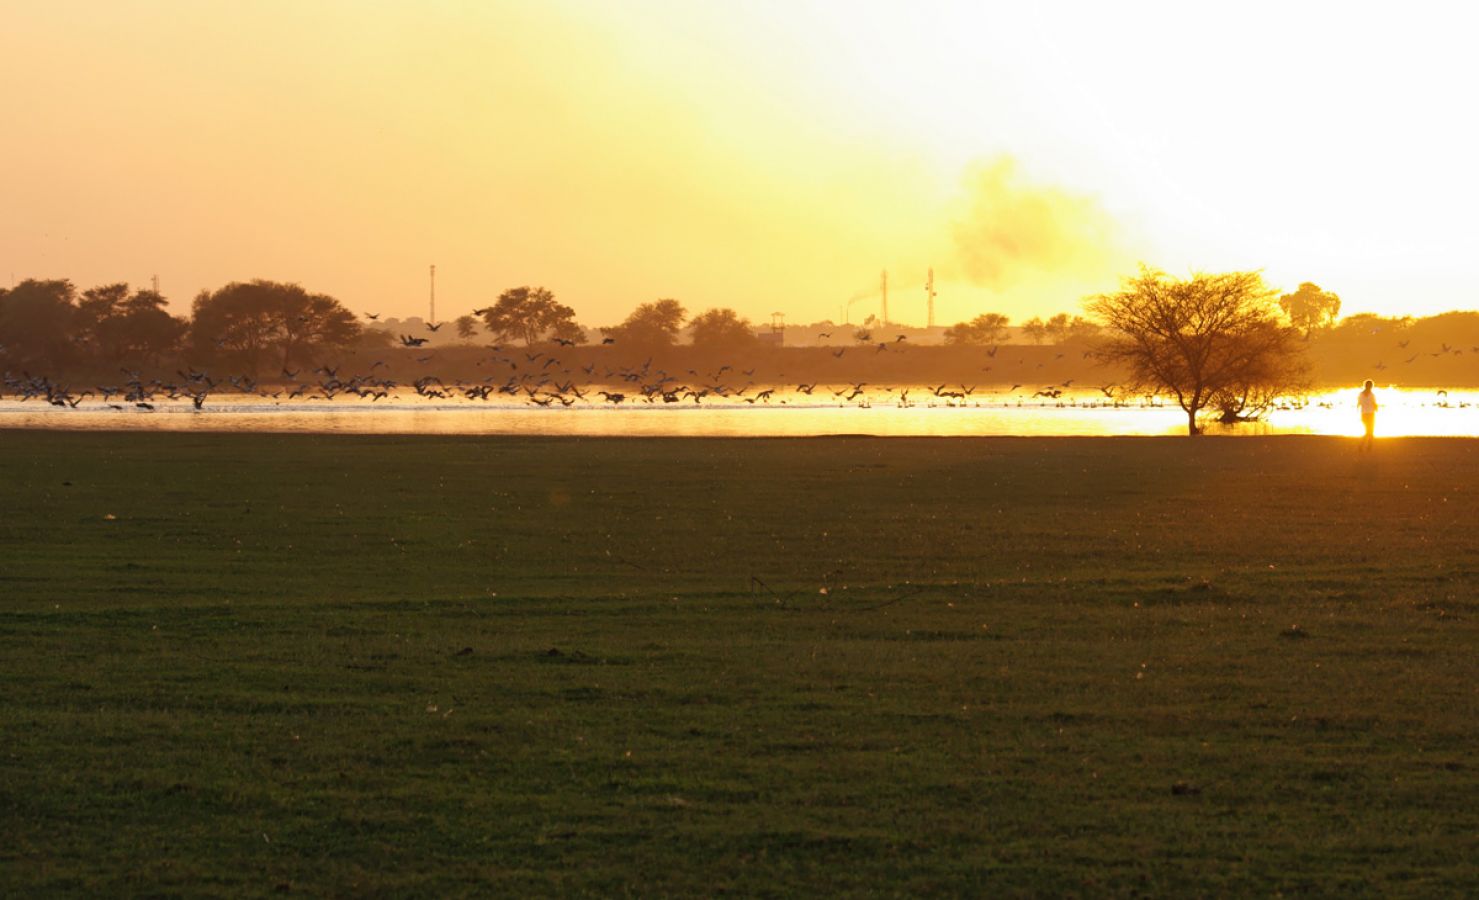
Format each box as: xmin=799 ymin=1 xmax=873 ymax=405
xmin=2 ymin=431 xmax=1476 ymax=896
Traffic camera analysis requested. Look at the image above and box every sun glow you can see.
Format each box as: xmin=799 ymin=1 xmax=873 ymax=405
xmin=4 ymin=1 xmax=1479 ymax=324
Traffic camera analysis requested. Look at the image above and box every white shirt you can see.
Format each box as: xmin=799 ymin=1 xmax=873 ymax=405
xmin=1358 ymin=390 xmax=1378 ymax=415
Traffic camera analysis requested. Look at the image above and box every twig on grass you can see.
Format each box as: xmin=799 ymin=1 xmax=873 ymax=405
xmin=846 ymin=584 xmax=927 ymax=612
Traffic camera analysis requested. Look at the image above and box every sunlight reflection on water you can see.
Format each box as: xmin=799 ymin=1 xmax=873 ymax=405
xmin=1 ymin=387 xmax=1475 ymax=438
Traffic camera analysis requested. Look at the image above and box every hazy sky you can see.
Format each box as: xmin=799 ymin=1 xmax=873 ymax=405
xmin=4 ymin=0 xmax=1478 ymax=325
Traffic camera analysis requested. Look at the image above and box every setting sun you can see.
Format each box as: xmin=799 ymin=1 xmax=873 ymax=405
xmin=6 ymin=1 xmax=1479 ymax=325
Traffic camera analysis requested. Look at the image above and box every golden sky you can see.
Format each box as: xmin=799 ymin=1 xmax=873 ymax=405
xmin=4 ymin=0 xmax=1477 ymax=326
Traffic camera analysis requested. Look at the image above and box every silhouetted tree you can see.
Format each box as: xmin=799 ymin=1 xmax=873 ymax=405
xmin=1211 ymin=323 xmax=1313 ymax=423
xmin=943 ymin=313 xmax=1010 ymax=346
xmin=689 ymin=308 xmax=757 ymax=351
xmin=1087 ymin=267 xmax=1309 ymax=435
xmin=276 ymin=288 xmax=360 ymax=370
xmin=479 ymin=286 xmax=579 ymax=346
xmin=607 ymin=299 xmax=686 ymax=347
xmin=190 ymin=280 xmax=359 ymax=374
xmin=454 ymin=314 xmax=479 ymax=341
xmin=1279 ymin=282 xmax=1341 ymax=338
xmin=1042 ymin=312 xmax=1101 ymax=343
xmin=551 ymin=319 xmax=587 ymax=345
xmin=191 ymin=286 xmax=275 ymax=372
xmin=0 ymin=279 xmax=78 ymax=368
xmin=1040 ymin=313 xmax=1102 ymax=343
xmin=1020 ymin=317 xmax=1048 ymax=344
xmin=76 ymin=283 xmax=186 ymax=363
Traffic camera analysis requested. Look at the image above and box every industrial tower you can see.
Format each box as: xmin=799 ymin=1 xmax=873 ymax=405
xmin=925 ymin=268 xmax=936 ymax=328
xmin=881 ymin=269 xmax=889 ymax=327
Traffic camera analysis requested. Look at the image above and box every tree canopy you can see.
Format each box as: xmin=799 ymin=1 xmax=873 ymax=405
xmin=689 ymin=308 xmax=758 ymax=351
xmin=1278 ymin=282 xmax=1341 ymax=337
xmin=0 ymin=280 xmax=80 ymax=368
xmin=1043 ymin=313 xmax=1101 ymax=343
xmin=76 ymin=283 xmax=187 ymax=363
xmin=478 ymin=286 xmax=580 ymax=346
xmin=1020 ymin=317 xmax=1049 ymax=344
xmin=943 ymin=313 xmax=1010 ymax=346
xmin=1087 ymin=268 xmax=1309 ymax=435
xmin=190 ymin=280 xmax=360 ymax=373
xmin=606 ymin=299 xmax=686 ymax=347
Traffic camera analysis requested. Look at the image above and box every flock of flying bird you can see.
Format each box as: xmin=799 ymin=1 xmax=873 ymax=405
xmin=1369 ymin=339 xmax=1475 ymax=371
xmin=1 ymin=322 xmax=1472 ymax=413
xmin=0 ymin=357 xmax=1112 ymax=412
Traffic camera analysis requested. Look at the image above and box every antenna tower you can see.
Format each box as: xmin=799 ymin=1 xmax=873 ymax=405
xmin=881 ymin=269 xmax=889 ymax=327
xmin=925 ymin=267 xmax=936 ymax=328
xmin=151 ymin=274 xmax=160 ymax=296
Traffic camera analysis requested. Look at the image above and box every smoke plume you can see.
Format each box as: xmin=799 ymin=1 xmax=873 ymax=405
xmin=950 ymin=157 xmax=1121 ymax=289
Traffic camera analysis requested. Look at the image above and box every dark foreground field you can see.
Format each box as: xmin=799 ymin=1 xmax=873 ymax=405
xmin=2 ymin=432 xmax=1476 ymax=896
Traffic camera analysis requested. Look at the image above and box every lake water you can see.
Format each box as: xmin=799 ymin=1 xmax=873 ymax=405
xmin=2 ymin=386 xmax=1475 ymax=437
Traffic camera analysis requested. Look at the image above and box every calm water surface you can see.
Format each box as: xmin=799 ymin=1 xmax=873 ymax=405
xmin=3 ymin=387 xmax=1475 ymax=437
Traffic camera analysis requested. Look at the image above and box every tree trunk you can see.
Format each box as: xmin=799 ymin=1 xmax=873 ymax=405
xmin=1187 ymin=407 xmax=1200 ymax=436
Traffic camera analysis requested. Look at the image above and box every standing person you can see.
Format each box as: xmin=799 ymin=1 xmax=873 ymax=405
xmin=1358 ymin=379 xmax=1378 ymax=450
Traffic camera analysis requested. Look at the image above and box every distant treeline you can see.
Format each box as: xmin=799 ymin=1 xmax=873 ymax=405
xmin=2 ymin=277 xmax=1475 ymax=388
xmin=0 ymin=279 xmax=385 ymax=378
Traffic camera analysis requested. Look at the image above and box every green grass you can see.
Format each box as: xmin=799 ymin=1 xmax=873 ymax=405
xmin=2 ymin=432 xmax=1476 ymax=896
